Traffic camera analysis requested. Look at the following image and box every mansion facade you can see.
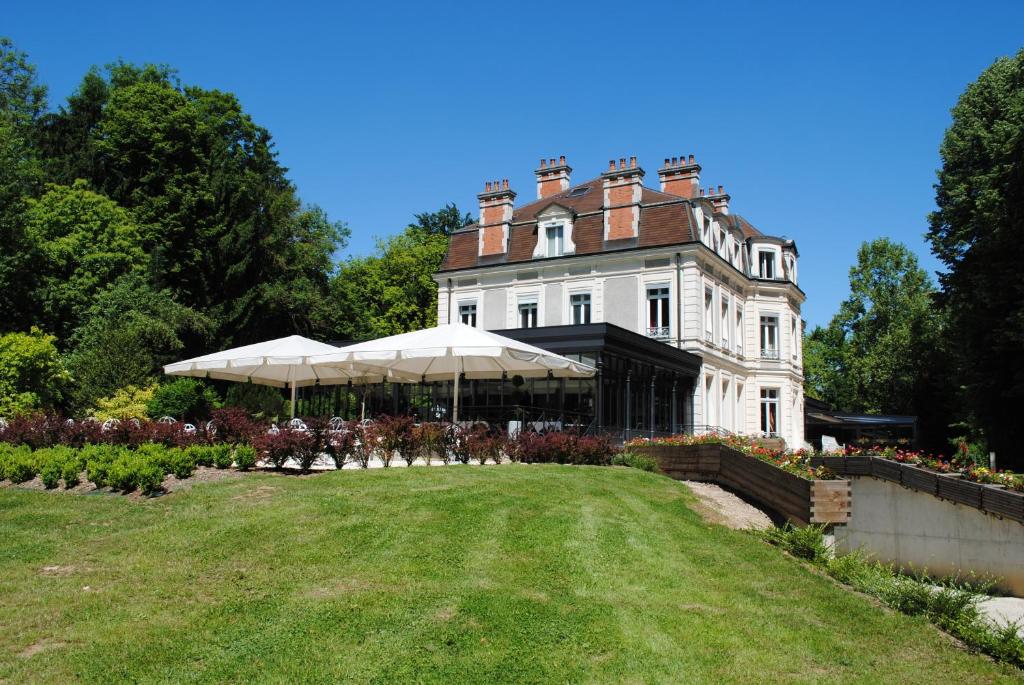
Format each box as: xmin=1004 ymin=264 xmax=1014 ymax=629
xmin=434 ymin=154 xmax=806 ymax=447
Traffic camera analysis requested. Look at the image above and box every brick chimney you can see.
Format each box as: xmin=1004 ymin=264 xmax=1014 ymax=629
xmin=602 ymin=156 xmax=644 ymax=241
xmin=477 ymin=178 xmax=516 ymax=256
xmin=708 ymin=185 xmax=730 ymax=214
xmin=535 ymin=155 xmax=571 ymax=199
xmin=658 ymin=154 xmax=701 ymax=198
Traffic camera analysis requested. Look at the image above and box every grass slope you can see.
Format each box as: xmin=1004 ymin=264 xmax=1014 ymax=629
xmin=0 ymin=465 xmax=1018 ymax=683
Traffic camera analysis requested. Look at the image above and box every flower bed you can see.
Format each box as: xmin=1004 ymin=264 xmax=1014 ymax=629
xmin=625 ymin=434 xmax=836 ymax=480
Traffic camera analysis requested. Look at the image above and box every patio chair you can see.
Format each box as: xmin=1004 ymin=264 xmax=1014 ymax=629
xmin=329 ymin=416 xmax=345 ymax=431
xmin=158 ymin=416 xmax=177 ymax=424
xmin=288 ymin=418 xmax=308 ymax=431
xmin=183 ymin=423 xmax=197 ymax=434
xmin=267 ymin=423 xmax=280 ymax=435
xmin=101 ymin=418 xmax=120 ymax=432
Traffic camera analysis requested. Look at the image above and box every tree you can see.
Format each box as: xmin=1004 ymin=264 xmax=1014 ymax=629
xmin=927 ymin=49 xmax=1024 ymax=466
xmin=23 ymin=180 xmax=147 ymax=341
xmin=0 ymin=117 xmax=42 ymax=333
xmin=64 ymin=274 xmax=213 ymax=412
xmin=326 ymin=205 xmax=465 ymax=340
xmin=0 ymin=328 xmax=70 ymax=417
xmin=0 ymin=37 xmax=47 ymax=124
xmin=39 ymin=62 xmax=347 ymax=348
xmin=803 ymin=239 xmax=951 ymax=449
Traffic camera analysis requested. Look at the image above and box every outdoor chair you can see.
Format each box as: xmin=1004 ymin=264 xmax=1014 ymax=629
xmin=268 ymin=423 xmax=280 ymax=435
xmin=101 ymin=418 xmax=120 ymax=432
xmin=329 ymin=416 xmax=345 ymax=431
xmin=183 ymin=423 xmax=197 ymax=434
xmin=158 ymin=416 xmax=177 ymax=424
xmin=288 ymin=418 xmax=308 ymax=431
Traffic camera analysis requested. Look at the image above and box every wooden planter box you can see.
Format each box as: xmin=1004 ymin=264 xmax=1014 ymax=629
xmin=811 ymin=480 xmax=851 ymax=524
xmin=900 ymin=464 xmax=939 ymax=495
xmin=980 ymin=486 xmax=1024 ymax=523
xmin=870 ymin=457 xmax=903 ymax=483
xmin=936 ymin=474 xmax=983 ymax=508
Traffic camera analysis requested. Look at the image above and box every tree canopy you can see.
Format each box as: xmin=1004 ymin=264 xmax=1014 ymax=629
xmin=803 ymin=239 xmax=951 ymax=450
xmin=927 ymin=48 xmax=1024 ymax=464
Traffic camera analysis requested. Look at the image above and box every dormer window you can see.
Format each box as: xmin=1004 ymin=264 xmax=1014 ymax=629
xmin=546 ymin=224 xmax=565 ymax=257
xmin=758 ymin=250 xmax=776 ymax=279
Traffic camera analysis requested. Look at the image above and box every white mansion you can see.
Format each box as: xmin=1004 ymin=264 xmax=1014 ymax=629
xmin=434 ymin=155 xmax=805 ymax=447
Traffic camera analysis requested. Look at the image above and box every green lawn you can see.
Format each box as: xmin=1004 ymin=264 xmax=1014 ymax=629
xmin=0 ymin=465 xmax=1018 ymax=683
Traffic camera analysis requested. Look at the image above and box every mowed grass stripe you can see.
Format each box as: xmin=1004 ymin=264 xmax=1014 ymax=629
xmin=0 ymin=465 xmax=1019 ymax=683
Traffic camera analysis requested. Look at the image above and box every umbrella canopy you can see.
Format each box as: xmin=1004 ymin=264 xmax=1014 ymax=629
xmin=163 ymin=335 xmax=378 ymax=417
xmin=309 ymin=323 xmax=595 ymax=423
xmin=309 ymin=323 xmax=595 ymax=382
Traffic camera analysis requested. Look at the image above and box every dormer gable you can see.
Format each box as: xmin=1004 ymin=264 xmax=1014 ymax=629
xmin=532 ymin=203 xmax=577 ymax=258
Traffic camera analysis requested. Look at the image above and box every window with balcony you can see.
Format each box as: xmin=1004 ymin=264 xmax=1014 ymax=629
xmin=459 ymin=302 xmax=477 ymax=327
xmin=760 ymin=387 xmax=779 ymax=436
xmin=760 ymin=315 xmax=779 ymax=359
xmin=546 ymin=225 xmax=565 ymax=257
xmin=647 ymin=285 xmax=670 ymax=339
xmin=703 ymin=287 xmax=713 ymax=342
xmin=570 ymin=293 xmax=591 ymax=325
xmin=758 ymin=250 xmax=776 ymax=279
xmin=518 ymin=298 xmax=538 ymax=328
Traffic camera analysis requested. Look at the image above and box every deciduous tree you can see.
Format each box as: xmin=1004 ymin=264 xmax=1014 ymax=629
xmin=927 ymin=49 xmax=1024 ymax=466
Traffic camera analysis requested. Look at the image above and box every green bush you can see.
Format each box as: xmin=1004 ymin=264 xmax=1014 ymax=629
xmin=136 ymin=462 xmax=165 ymax=495
xmin=4 ymin=452 xmax=37 ymax=483
xmin=61 ymin=458 xmax=82 ymax=488
xmin=211 ymin=444 xmax=233 ymax=469
xmin=762 ymin=524 xmax=831 ymax=564
xmin=39 ymin=460 xmax=62 ymax=489
xmin=611 ymin=452 xmax=658 ymax=472
xmin=233 ymin=444 xmax=256 ymax=470
xmin=184 ymin=445 xmax=214 ymax=467
xmin=146 ymin=378 xmax=220 ymax=422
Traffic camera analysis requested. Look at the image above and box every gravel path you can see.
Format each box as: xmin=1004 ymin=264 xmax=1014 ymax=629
xmin=681 ymin=480 xmax=774 ymax=530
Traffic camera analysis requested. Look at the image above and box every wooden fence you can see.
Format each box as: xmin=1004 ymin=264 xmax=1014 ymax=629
xmin=633 ymin=443 xmax=849 ymax=527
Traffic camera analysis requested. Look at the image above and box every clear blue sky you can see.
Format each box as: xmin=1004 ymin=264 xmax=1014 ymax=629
xmin=7 ymin=1 xmax=1024 ymax=327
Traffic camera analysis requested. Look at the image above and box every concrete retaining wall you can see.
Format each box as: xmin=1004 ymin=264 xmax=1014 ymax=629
xmin=835 ymin=475 xmax=1024 ymax=596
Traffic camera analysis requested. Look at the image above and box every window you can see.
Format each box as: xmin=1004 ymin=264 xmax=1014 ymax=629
xmin=459 ymin=302 xmax=477 ymax=327
xmin=736 ymin=383 xmax=744 ymax=431
xmin=647 ymin=285 xmax=670 ymax=339
xmin=704 ymin=288 xmax=714 ymax=342
xmin=720 ymin=295 xmax=730 ymax=349
xmin=721 ymin=379 xmax=731 ymax=431
xmin=758 ymin=250 xmax=776 ymax=279
xmin=517 ymin=298 xmax=538 ymax=328
xmin=760 ymin=315 xmax=779 ymax=359
xmin=791 ymin=318 xmax=798 ymax=359
xmin=570 ymin=293 xmax=591 ymax=325
xmin=736 ymin=307 xmax=744 ymax=356
xmin=760 ymin=388 xmax=779 ymax=436
xmin=546 ymin=225 xmax=564 ymax=257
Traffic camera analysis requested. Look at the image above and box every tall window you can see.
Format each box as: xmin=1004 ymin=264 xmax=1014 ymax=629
xmin=721 ymin=379 xmax=731 ymax=431
xmin=459 ymin=302 xmax=477 ymax=327
xmin=735 ymin=307 xmax=744 ymax=355
xmin=647 ymin=286 xmax=670 ymax=339
xmin=791 ymin=317 xmax=799 ymax=359
xmin=546 ymin=225 xmax=564 ymax=257
xmin=760 ymin=315 xmax=779 ymax=359
xmin=518 ymin=298 xmax=538 ymax=328
xmin=758 ymin=250 xmax=775 ymax=279
xmin=570 ymin=293 xmax=591 ymax=325
xmin=703 ymin=288 xmax=714 ymax=342
xmin=720 ymin=295 xmax=730 ymax=348
xmin=760 ymin=388 xmax=779 ymax=436
xmin=736 ymin=383 xmax=744 ymax=431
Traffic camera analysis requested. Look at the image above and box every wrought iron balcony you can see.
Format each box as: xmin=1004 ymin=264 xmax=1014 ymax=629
xmin=761 ymin=347 xmax=780 ymax=360
xmin=647 ymin=326 xmax=670 ymax=340
xmin=704 ymin=330 xmax=713 ymax=343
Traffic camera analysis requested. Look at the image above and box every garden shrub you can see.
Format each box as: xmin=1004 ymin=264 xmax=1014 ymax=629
xmin=106 ymin=455 xmax=140 ymax=491
xmin=208 ymin=407 xmax=262 ymax=445
xmin=611 ymin=451 xmax=658 ymax=472
xmin=145 ymin=378 xmax=220 ymax=422
xmin=184 ymin=445 xmax=215 ymax=467
xmin=325 ymin=429 xmax=354 ymax=469
xmin=39 ymin=459 xmax=62 ymax=489
xmin=212 ymin=444 xmax=233 ymax=469
xmin=349 ymin=423 xmax=376 ymax=468
xmin=762 ymin=524 xmax=830 ymax=564
xmin=89 ymin=384 xmax=155 ymax=421
xmin=375 ymin=415 xmax=414 ymax=467
xmin=254 ymin=429 xmax=314 ymax=470
xmin=4 ymin=450 xmax=37 ymax=483
xmin=61 ymin=458 xmax=82 ymax=488
xmin=414 ymin=422 xmax=445 ymax=465
xmin=136 ymin=461 xmax=165 ymax=495
xmin=233 ymin=444 xmax=257 ymax=470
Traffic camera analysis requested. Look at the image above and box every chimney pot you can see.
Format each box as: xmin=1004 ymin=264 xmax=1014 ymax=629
xmin=503 ymin=178 xmax=509 ymax=190
xmin=559 ymin=155 xmax=566 ymax=165
xmin=629 ymin=156 xmax=637 ymax=168
xmin=619 ymin=158 xmax=626 ymax=169
xmin=718 ymin=185 xmax=724 ymax=194
xmin=700 ymin=188 xmax=705 ymax=196
xmin=485 ymin=181 xmax=492 ymax=192
xmin=608 ymin=160 xmax=615 ymax=171
xmin=688 ymin=154 xmax=695 ymax=165
xmin=540 ymin=158 xmax=546 ymax=168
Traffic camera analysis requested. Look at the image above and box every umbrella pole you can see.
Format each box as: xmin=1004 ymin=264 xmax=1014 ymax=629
xmin=290 ymin=382 xmax=297 ymax=419
xmin=453 ymin=369 xmax=460 ymax=425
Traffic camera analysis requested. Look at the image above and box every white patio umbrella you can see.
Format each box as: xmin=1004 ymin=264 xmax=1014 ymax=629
xmin=308 ymin=323 xmax=595 ymax=423
xmin=163 ymin=335 xmax=376 ymax=417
